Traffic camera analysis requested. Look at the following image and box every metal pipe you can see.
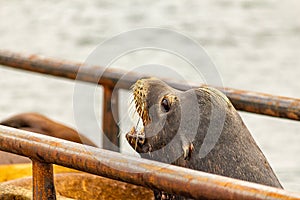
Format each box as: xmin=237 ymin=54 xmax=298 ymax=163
xmin=32 ymin=160 xmax=56 ymax=200
xmin=103 ymin=85 xmax=120 ymax=151
xmin=221 ymin=87 xmax=300 ymax=120
xmin=0 ymin=125 xmax=299 ymax=200
xmin=0 ymin=50 xmax=299 ymax=121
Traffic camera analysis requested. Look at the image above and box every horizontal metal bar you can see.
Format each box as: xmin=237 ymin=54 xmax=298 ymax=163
xmin=221 ymin=87 xmax=300 ymax=121
xmin=0 ymin=50 xmax=300 ymax=121
xmin=0 ymin=125 xmax=299 ymax=200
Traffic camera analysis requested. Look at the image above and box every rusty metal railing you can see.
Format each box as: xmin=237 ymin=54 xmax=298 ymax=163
xmin=1 ymin=125 xmax=300 ymax=200
xmin=0 ymin=50 xmax=300 ymax=122
xmin=1 ymin=50 xmax=300 ymax=199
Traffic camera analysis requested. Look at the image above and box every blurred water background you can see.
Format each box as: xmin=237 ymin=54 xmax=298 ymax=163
xmin=0 ymin=0 xmax=299 ymax=191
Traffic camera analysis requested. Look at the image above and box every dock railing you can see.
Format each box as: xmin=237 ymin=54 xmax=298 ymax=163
xmin=0 ymin=50 xmax=300 ymax=199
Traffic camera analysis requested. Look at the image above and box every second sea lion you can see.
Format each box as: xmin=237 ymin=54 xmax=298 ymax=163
xmin=0 ymin=113 xmax=97 ymax=147
xmin=0 ymin=113 xmax=97 ymax=164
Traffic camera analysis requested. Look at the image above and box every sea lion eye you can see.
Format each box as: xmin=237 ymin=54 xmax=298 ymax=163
xmin=161 ymin=98 xmax=170 ymax=112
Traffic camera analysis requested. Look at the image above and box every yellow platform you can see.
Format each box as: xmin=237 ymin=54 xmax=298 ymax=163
xmin=0 ymin=163 xmax=78 ymax=182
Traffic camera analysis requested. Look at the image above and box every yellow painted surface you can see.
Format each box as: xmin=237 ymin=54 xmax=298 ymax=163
xmin=0 ymin=163 xmax=78 ymax=182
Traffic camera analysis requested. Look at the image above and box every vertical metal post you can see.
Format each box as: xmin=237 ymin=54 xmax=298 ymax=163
xmin=32 ymin=160 xmax=56 ymax=200
xmin=103 ymin=85 xmax=120 ymax=152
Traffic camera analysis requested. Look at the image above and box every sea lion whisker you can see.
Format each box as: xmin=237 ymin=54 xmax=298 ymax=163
xmin=129 ymin=84 xmax=135 ymax=90
xmin=129 ymin=98 xmax=135 ymax=105
xmin=128 ymin=103 xmax=137 ymax=117
xmin=128 ymin=93 xmax=135 ymax=104
xmin=117 ymin=131 xmax=121 ymax=138
xmin=127 ymin=104 xmax=135 ymax=115
xmin=130 ymin=110 xmax=139 ymax=121
xmin=135 ymin=116 xmax=142 ymax=130
xmin=117 ymin=113 xmax=130 ymax=126
xmin=128 ymin=107 xmax=135 ymax=115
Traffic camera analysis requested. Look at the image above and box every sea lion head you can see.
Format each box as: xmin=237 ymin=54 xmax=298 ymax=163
xmin=127 ymin=78 xmax=181 ymax=156
xmin=126 ymin=77 xmax=225 ymax=163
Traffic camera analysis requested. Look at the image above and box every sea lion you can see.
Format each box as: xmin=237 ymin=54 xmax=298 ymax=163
xmin=126 ymin=78 xmax=282 ymax=199
xmin=0 ymin=113 xmax=97 ymax=164
xmin=0 ymin=113 xmax=97 ymax=147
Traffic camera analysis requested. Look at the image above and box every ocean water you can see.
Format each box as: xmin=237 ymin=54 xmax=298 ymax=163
xmin=0 ymin=0 xmax=300 ymax=191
